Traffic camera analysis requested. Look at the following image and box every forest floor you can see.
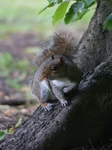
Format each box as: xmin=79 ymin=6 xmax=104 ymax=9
xmin=0 ymin=32 xmax=41 ymax=130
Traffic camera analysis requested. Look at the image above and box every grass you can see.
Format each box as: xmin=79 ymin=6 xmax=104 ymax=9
xmin=0 ymin=0 xmax=95 ymax=36
xmin=0 ymin=52 xmax=34 ymax=92
xmin=0 ymin=52 xmax=30 ymax=77
xmin=0 ymin=0 xmax=59 ymax=35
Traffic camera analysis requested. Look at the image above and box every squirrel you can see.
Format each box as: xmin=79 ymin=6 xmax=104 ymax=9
xmin=30 ymin=31 xmax=82 ymax=111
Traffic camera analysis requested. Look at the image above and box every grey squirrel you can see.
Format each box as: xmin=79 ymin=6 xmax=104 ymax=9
xmin=30 ymin=31 xmax=82 ymax=111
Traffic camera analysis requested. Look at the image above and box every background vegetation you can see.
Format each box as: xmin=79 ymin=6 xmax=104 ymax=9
xmin=0 ymin=0 xmax=95 ymax=35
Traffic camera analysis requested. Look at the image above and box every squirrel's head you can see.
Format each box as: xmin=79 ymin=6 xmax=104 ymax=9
xmin=42 ymin=55 xmax=67 ymax=80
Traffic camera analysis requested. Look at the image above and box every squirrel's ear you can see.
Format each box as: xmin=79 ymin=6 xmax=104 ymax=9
xmin=59 ymin=57 xmax=65 ymax=66
xmin=51 ymin=55 xmax=55 ymax=60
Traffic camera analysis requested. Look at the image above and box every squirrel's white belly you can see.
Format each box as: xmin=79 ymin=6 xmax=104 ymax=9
xmin=52 ymin=78 xmax=76 ymax=88
xmin=40 ymin=80 xmax=51 ymax=90
xmin=40 ymin=79 xmax=56 ymax=100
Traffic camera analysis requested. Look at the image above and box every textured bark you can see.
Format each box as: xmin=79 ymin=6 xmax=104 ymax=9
xmin=0 ymin=0 xmax=112 ymax=150
xmin=74 ymin=0 xmax=112 ymax=75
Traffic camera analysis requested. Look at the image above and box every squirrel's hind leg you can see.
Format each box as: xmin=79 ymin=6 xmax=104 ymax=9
xmin=43 ymin=103 xmax=54 ymax=111
xmin=40 ymin=89 xmax=54 ymax=111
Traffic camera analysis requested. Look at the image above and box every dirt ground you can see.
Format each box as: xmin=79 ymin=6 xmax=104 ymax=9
xmin=0 ymin=32 xmax=41 ymax=130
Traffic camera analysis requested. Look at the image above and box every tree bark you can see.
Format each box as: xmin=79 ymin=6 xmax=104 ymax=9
xmin=0 ymin=0 xmax=112 ymax=150
xmin=74 ymin=0 xmax=112 ymax=75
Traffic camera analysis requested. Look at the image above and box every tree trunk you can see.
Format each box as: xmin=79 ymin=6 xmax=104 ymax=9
xmin=74 ymin=0 xmax=112 ymax=75
xmin=0 ymin=0 xmax=112 ymax=150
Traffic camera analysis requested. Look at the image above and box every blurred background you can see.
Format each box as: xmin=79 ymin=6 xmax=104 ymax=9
xmin=0 ymin=0 xmax=95 ymax=130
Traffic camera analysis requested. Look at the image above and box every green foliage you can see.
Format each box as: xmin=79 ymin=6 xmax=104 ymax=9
xmin=6 ymin=79 xmax=22 ymax=90
xmin=0 ymin=0 xmax=95 ymax=35
xmin=38 ymin=2 xmax=55 ymax=15
xmin=0 ymin=52 xmax=30 ymax=77
xmin=0 ymin=52 xmax=14 ymax=77
xmin=84 ymin=0 xmax=96 ymax=7
xmin=47 ymin=0 xmax=62 ymax=4
xmin=0 ymin=130 xmax=8 ymax=141
xmin=65 ymin=1 xmax=88 ymax=24
xmin=104 ymin=13 xmax=112 ymax=30
xmin=53 ymin=0 xmax=70 ymax=25
xmin=0 ymin=116 xmax=23 ymax=141
xmin=38 ymin=0 xmax=96 ymax=25
xmin=0 ymin=52 xmax=31 ymax=90
xmin=38 ymin=0 xmax=63 ymax=15
xmin=15 ymin=116 xmax=23 ymax=128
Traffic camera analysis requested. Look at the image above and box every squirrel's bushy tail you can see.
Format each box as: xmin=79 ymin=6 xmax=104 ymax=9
xmin=35 ymin=30 xmax=77 ymax=66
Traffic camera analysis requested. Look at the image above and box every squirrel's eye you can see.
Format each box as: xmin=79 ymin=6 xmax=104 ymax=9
xmin=51 ymin=66 xmax=57 ymax=71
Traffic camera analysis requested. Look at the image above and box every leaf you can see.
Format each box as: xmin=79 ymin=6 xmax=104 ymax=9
xmin=104 ymin=13 xmax=112 ymax=30
xmin=0 ymin=130 xmax=8 ymax=141
xmin=65 ymin=1 xmax=88 ymax=24
xmin=57 ymin=0 xmax=63 ymax=3
xmin=38 ymin=2 xmax=55 ymax=15
xmin=84 ymin=0 xmax=96 ymax=8
xmin=15 ymin=116 xmax=23 ymax=128
xmin=9 ymin=127 xmax=15 ymax=135
xmin=38 ymin=0 xmax=63 ymax=15
xmin=52 ymin=0 xmax=70 ymax=25
xmin=47 ymin=0 xmax=62 ymax=4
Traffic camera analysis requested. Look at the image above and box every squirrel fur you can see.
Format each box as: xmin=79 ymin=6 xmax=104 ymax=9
xmin=30 ymin=31 xmax=82 ymax=111
xmin=35 ymin=31 xmax=77 ymax=67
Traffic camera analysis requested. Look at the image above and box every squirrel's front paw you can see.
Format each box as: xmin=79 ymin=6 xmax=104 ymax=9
xmin=61 ymin=100 xmax=69 ymax=107
xmin=44 ymin=103 xmax=54 ymax=111
xmin=63 ymin=86 xmax=70 ymax=93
